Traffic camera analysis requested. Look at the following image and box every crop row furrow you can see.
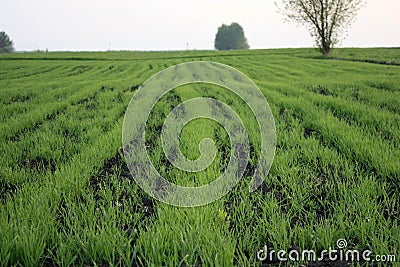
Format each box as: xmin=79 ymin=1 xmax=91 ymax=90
xmin=258 ymin=81 xmax=400 ymax=146
xmin=0 ymin=85 xmax=131 ymax=202
xmin=263 ymin=87 xmax=400 ymax=186
xmin=0 ymin=83 xmax=115 ymax=140
xmin=226 ymin=100 xmax=398 ymax=265
xmin=0 ymin=65 xmax=64 ymax=81
xmin=0 ymin=120 xmax=128 ymax=266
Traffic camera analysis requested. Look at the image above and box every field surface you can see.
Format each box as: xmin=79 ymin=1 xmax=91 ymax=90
xmin=0 ymin=48 xmax=399 ymax=266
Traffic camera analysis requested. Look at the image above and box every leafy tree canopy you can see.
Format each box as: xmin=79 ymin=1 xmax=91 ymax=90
xmin=0 ymin=31 xmax=15 ymax=53
xmin=214 ymin=23 xmax=250 ymax=50
xmin=277 ymin=0 xmax=365 ymax=54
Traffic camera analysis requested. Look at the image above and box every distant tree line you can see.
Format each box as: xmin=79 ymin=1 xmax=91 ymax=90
xmin=2 ymin=0 xmax=366 ymax=56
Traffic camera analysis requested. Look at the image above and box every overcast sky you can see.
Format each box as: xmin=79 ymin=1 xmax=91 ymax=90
xmin=1 ymin=0 xmax=399 ymax=51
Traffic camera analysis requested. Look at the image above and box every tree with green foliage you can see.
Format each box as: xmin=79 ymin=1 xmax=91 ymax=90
xmin=214 ymin=23 xmax=250 ymax=50
xmin=277 ymin=0 xmax=365 ymax=55
xmin=0 ymin=31 xmax=15 ymax=53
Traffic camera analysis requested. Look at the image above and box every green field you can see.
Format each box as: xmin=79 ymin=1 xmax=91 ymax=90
xmin=0 ymin=48 xmax=399 ymax=266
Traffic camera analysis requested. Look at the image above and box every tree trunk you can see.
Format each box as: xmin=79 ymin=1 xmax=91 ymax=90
xmin=320 ymin=44 xmax=331 ymax=55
